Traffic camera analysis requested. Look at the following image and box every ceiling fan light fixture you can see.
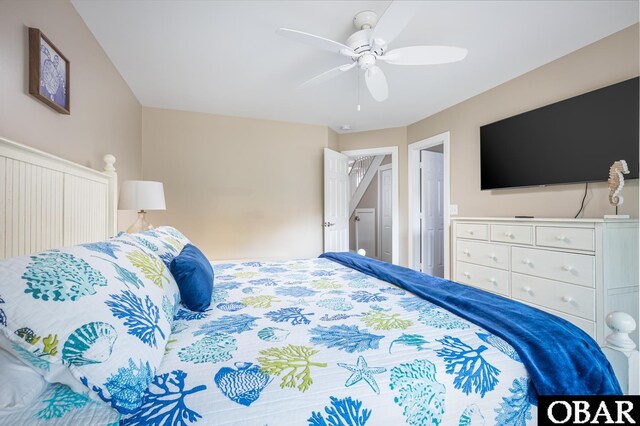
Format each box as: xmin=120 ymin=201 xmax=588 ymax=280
xmin=358 ymin=53 xmax=376 ymax=69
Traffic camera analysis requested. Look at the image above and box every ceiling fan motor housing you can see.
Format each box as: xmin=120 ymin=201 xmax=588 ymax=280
xmin=347 ymin=29 xmax=372 ymax=54
xmin=348 ymin=10 xmax=386 ymax=57
xmin=347 ymin=28 xmax=384 ymax=57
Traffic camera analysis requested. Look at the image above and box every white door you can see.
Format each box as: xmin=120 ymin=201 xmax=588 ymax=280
xmin=323 ymin=148 xmax=349 ymax=252
xmin=355 ymin=208 xmax=375 ymax=258
xmin=421 ymin=150 xmax=444 ymax=277
xmin=378 ymin=164 xmax=393 ymax=263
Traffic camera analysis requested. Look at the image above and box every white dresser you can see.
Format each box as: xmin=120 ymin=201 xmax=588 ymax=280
xmin=451 ymin=217 xmax=639 ymax=345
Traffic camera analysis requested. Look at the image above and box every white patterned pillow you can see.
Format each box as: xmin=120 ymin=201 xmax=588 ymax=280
xmin=0 ymin=239 xmax=180 ymax=415
xmin=113 ymin=226 xmax=190 ymax=267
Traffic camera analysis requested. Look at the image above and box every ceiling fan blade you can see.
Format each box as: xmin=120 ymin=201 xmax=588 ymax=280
xmin=365 ymin=66 xmax=389 ymax=102
xmin=277 ymin=28 xmax=356 ymax=57
xmin=380 ymin=46 xmax=468 ymax=65
xmin=370 ymin=1 xmax=423 ymax=49
xmin=299 ymin=62 xmax=357 ymax=89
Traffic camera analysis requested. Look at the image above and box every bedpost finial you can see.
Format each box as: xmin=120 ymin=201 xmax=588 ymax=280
xmin=605 ymin=311 xmax=637 ymax=352
xmin=103 ymin=154 xmax=116 ymax=172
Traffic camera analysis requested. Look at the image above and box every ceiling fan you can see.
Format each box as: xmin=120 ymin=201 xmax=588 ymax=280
xmin=276 ymin=1 xmax=468 ymax=102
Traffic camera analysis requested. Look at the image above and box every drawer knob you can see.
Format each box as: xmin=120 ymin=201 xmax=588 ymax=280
xmin=522 ymin=286 xmax=533 ymax=295
xmin=504 ymin=232 xmax=514 ymax=239
xmin=463 ymin=249 xmax=470 ymax=256
xmin=488 ymin=253 xmax=498 ymax=261
xmin=522 ymin=259 xmax=533 ymax=266
xmin=467 ymin=229 xmax=474 ymax=235
xmin=488 ymin=278 xmax=498 ymax=286
xmin=463 ymin=272 xmax=471 ymax=278
xmin=562 ymin=296 xmax=573 ymax=303
xmin=562 ymin=265 xmax=574 ymax=272
xmin=556 ymin=235 xmax=568 ymax=242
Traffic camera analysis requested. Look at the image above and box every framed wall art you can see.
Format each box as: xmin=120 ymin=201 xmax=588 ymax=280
xmin=29 ymin=28 xmax=70 ymax=114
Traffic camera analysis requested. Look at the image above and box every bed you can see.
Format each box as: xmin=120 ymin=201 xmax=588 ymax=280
xmin=0 ymin=137 xmax=636 ymax=426
xmin=2 ymin=254 xmax=535 ymax=425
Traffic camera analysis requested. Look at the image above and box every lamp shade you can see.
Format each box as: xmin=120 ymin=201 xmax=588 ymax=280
xmin=119 ymin=180 xmax=166 ymax=211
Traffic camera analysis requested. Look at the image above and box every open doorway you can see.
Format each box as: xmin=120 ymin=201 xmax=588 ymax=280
xmin=347 ymin=155 xmax=392 ymax=260
xmin=408 ymin=132 xmax=451 ymax=278
xmin=332 ymin=146 xmax=398 ymax=264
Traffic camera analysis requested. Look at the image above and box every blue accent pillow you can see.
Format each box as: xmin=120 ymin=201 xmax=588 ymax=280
xmin=170 ymin=244 xmax=214 ymax=312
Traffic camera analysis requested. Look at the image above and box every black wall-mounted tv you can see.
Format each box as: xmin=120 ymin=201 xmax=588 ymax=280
xmin=480 ymin=77 xmax=639 ymax=190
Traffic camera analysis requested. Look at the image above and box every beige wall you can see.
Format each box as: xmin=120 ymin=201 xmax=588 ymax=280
xmin=327 ymin=128 xmax=339 ymax=151
xmin=142 ymin=107 xmax=332 ymax=260
xmin=0 ymin=0 xmax=142 ymax=229
xmin=408 ymin=23 xmax=639 ymax=219
xmin=339 ymin=127 xmax=408 ymax=265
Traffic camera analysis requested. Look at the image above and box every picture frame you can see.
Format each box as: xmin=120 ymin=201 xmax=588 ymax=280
xmin=28 ymin=28 xmax=70 ymax=114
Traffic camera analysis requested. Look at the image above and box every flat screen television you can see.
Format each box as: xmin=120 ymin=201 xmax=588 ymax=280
xmin=480 ymin=77 xmax=639 ymax=190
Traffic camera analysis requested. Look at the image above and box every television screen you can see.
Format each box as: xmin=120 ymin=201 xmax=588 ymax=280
xmin=480 ymin=77 xmax=639 ymax=190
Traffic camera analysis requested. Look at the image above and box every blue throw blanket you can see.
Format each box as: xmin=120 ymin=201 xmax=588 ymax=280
xmin=320 ymin=252 xmax=622 ymax=400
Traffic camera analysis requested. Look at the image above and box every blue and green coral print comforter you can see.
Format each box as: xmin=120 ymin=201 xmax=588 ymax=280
xmin=2 ymin=258 xmax=536 ymax=425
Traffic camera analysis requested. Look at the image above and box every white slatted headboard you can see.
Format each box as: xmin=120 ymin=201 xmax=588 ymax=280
xmin=0 ymin=137 xmax=117 ymax=259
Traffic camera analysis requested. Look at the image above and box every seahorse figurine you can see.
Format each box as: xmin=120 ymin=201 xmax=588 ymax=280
xmin=608 ymin=160 xmax=630 ymax=207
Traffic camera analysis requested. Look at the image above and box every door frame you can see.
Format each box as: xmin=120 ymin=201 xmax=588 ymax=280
xmin=342 ymin=146 xmax=399 ymax=265
xmin=408 ymin=132 xmax=451 ymax=278
xmin=377 ymin=163 xmax=392 ymax=263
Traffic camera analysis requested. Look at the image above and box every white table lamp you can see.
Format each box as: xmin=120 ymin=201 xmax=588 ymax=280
xmin=119 ymin=180 xmax=166 ymax=233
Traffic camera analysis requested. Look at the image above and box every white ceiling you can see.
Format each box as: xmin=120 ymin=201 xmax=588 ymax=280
xmin=72 ymin=1 xmax=639 ymax=133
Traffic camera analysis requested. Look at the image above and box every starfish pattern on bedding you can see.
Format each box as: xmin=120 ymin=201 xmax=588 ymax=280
xmin=337 ymin=355 xmax=387 ymax=394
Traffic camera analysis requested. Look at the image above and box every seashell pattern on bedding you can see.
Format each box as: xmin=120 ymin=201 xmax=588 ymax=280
xmin=62 ymin=322 xmax=118 ymax=367
xmin=214 ymin=362 xmax=273 ymax=407
xmin=257 ymin=326 xmax=290 ymax=342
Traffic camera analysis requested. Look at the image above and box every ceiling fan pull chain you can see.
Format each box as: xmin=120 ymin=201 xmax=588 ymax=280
xmin=357 ymin=71 xmax=361 ymax=112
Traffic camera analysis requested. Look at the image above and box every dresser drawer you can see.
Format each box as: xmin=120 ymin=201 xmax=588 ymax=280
xmin=536 ymin=226 xmax=594 ymax=251
xmin=519 ymin=300 xmax=596 ymax=339
xmin=456 ymin=262 xmax=510 ymax=296
xmin=491 ymin=224 xmax=533 ymax=245
xmin=457 ymin=240 xmax=509 ymax=270
xmin=512 ymin=273 xmax=595 ymax=320
xmin=511 ymin=247 xmax=594 ymax=287
xmin=455 ymin=223 xmax=488 ymax=241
